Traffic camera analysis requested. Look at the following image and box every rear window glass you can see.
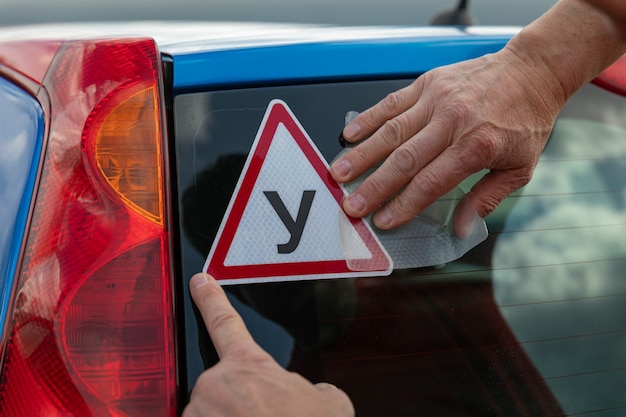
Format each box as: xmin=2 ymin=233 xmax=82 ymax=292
xmin=174 ymin=80 xmax=626 ymax=416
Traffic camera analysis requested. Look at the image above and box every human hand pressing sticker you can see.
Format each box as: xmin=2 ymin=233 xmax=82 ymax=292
xmin=329 ymin=0 xmax=626 ymax=237
xmin=183 ymin=273 xmax=355 ymax=417
xmin=334 ymin=113 xmax=488 ymax=270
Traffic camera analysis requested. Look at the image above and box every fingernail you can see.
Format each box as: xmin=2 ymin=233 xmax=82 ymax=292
xmin=332 ymin=159 xmax=352 ymax=179
xmin=374 ymin=207 xmax=393 ymax=228
xmin=190 ymin=273 xmax=209 ymax=289
xmin=344 ymin=193 xmax=366 ymax=214
xmin=343 ymin=122 xmax=360 ymax=139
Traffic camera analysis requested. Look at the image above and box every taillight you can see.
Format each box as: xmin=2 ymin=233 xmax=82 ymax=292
xmin=592 ymin=53 xmax=626 ymax=97
xmin=0 ymin=39 xmax=176 ymax=416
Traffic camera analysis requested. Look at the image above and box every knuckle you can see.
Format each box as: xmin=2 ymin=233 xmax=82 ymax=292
xmin=498 ymin=170 xmax=534 ymax=201
xmin=207 ymin=310 xmax=239 ymax=334
xmin=389 ymin=145 xmax=419 ymax=174
xmin=392 ymin=194 xmax=413 ymax=216
xmin=381 ymin=90 xmax=404 ymax=115
xmin=458 ymin=131 xmax=499 ymax=168
xmin=380 ymin=117 xmax=407 ymax=149
xmin=515 ymin=167 xmax=534 ymax=187
xmin=447 ymin=99 xmax=472 ymax=119
xmin=360 ymin=173 xmax=389 ymax=201
xmin=477 ymin=168 xmax=535 ymax=218
xmin=480 ymin=197 xmax=501 ymax=217
xmin=473 ymin=134 xmax=499 ymax=161
xmin=417 ymin=169 xmax=444 ymax=201
xmin=389 ymin=192 xmax=420 ymax=224
xmin=350 ymin=145 xmax=370 ymax=166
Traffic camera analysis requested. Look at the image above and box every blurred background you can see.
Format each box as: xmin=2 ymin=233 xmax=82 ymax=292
xmin=0 ymin=0 xmax=557 ymax=27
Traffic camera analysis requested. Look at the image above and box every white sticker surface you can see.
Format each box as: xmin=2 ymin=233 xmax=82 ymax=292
xmin=203 ymin=99 xmax=393 ymax=285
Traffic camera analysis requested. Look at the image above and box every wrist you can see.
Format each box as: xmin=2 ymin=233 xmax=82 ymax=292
xmin=504 ymin=0 xmax=626 ymax=105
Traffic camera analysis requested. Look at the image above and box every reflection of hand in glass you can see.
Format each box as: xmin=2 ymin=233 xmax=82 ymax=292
xmin=184 ymin=273 xmax=355 ymax=417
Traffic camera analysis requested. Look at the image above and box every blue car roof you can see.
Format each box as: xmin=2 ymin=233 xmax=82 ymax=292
xmin=0 ymin=22 xmax=517 ymax=89
xmin=157 ymin=24 xmax=517 ymax=89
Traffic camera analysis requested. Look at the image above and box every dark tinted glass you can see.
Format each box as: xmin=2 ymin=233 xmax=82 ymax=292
xmin=174 ymin=80 xmax=626 ymax=416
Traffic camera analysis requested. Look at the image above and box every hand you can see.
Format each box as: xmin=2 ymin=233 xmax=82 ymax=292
xmin=330 ymin=48 xmax=563 ymax=237
xmin=330 ymin=0 xmax=626 ymax=237
xmin=183 ymin=273 xmax=355 ymax=417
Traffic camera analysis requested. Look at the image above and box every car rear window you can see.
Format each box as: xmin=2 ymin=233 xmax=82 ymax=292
xmin=173 ymin=79 xmax=626 ymax=416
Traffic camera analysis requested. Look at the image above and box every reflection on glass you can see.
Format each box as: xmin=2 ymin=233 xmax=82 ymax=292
xmin=177 ymin=81 xmax=626 ymax=416
xmin=493 ymin=85 xmax=626 ymax=416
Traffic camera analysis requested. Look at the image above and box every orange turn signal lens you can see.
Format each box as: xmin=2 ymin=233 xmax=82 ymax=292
xmin=94 ymin=86 xmax=164 ymax=225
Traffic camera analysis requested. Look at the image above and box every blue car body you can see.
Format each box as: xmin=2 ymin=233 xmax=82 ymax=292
xmin=0 ymin=77 xmax=44 ymax=331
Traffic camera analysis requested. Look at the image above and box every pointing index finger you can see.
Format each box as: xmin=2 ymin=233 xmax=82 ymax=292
xmin=189 ymin=273 xmax=258 ymax=359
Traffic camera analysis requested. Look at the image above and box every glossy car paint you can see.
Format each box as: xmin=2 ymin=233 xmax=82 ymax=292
xmin=167 ymin=28 xmax=515 ymax=89
xmin=0 ymin=23 xmax=518 ymax=88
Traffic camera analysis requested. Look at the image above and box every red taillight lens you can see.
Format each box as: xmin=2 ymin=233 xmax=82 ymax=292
xmin=0 ymin=40 xmax=62 ymax=83
xmin=0 ymin=39 xmax=176 ymax=417
xmin=592 ymin=53 xmax=626 ymax=97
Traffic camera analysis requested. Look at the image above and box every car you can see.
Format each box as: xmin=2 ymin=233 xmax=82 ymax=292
xmin=1 ymin=3 xmax=625 ymax=417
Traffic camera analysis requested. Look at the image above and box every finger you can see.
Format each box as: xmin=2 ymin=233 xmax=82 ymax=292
xmin=341 ymin=118 xmax=453 ymax=219
xmin=371 ymin=146 xmax=474 ymax=229
xmin=332 ymin=83 xmax=429 ymax=185
xmin=462 ymin=168 xmax=534 ymax=218
xmin=314 ymin=383 xmax=355 ymax=417
xmin=189 ymin=273 xmax=259 ymax=359
xmin=332 ymin=100 xmax=432 ymax=185
xmin=341 ymin=80 xmax=424 ymax=143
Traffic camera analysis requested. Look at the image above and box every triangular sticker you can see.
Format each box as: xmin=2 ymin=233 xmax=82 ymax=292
xmin=204 ymin=99 xmax=393 ymax=285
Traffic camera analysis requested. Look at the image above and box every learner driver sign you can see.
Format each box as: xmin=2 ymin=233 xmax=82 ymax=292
xmin=203 ymin=100 xmax=393 ymax=285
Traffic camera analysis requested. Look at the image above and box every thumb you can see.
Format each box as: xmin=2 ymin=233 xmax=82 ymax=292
xmin=453 ymin=195 xmax=484 ymax=239
xmin=454 ymin=169 xmax=531 ymax=237
xmin=467 ymin=168 xmax=533 ymax=218
xmin=314 ymin=383 xmax=355 ymax=417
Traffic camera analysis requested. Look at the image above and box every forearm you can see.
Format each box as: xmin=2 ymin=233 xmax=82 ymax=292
xmin=504 ymin=0 xmax=626 ymax=107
